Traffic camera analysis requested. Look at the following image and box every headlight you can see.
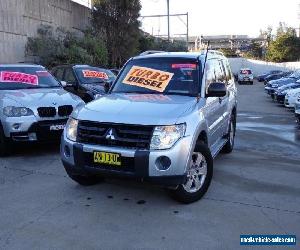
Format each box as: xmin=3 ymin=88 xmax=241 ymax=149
xmin=66 ymin=118 xmax=78 ymax=142
xmin=150 ymin=124 xmax=186 ymax=150
xmin=94 ymin=94 xmax=102 ymax=99
xmin=272 ymin=84 xmax=278 ymax=88
xmin=3 ymin=106 xmax=34 ymax=117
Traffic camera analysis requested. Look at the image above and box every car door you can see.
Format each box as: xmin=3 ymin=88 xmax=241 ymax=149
xmin=218 ymin=59 xmax=232 ymax=136
xmin=63 ymin=67 xmax=79 ymax=97
xmin=52 ymin=67 xmax=64 ymax=82
xmin=202 ymin=59 xmax=225 ymax=148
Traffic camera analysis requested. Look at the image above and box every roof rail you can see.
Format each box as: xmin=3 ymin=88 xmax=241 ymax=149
xmin=139 ymin=50 xmax=166 ymax=56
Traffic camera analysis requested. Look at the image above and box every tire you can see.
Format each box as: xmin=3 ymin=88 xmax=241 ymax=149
xmin=250 ymin=81 xmax=253 ymax=85
xmin=0 ymin=125 xmax=11 ymax=157
xmin=169 ymin=143 xmax=213 ymax=204
xmin=238 ymin=81 xmax=241 ymax=84
xmin=222 ymin=113 xmax=236 ymax=154
xmin=65 ymin=169 xmax=103 ymax=186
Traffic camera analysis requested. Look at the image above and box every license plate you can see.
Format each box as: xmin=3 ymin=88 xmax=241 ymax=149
xmin=50 ymin=124 xmax=65 ymax=131
xmin=93 ymin=151 xmax=121 ymax=166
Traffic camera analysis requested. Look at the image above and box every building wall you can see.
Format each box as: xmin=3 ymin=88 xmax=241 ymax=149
xmin=0 ymin=0 xmax=90 ymax=63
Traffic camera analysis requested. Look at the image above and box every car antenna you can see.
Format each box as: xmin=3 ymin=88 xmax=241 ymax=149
xmin=197 ymin=41 xmax=210 ymax=102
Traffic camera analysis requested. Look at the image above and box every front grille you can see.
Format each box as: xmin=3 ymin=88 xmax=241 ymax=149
xmin=77 ymin=121 xmax=154 ymax=149
xmin=58 ymin=105 xmax=73 ymax=117
xmin=38 ymin=107 xmax=56 ymax=117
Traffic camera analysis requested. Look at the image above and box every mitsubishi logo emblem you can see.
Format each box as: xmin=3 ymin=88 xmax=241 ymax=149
xmin=105 ymin=129 xmax=116 ymax=140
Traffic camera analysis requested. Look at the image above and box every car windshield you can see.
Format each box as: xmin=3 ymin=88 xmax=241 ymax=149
xmin=0 ymin=66 xmax=61 ymax=90
xmin=75 ymin=67 xmax=116 ymax=84
xmin=111 ymin=58 xmax=200 ymax=96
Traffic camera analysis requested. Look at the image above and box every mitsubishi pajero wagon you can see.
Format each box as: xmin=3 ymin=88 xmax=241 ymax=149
xmin=61 ymin=51 xmax=237 ymax=203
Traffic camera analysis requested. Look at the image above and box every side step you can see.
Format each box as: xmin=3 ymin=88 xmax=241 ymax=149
xmin=210 ymin=138 xmax=228 ymax=158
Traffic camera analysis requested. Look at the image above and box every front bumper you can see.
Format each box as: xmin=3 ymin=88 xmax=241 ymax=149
xmin=2 ymin=115 xmax=67 ymax=142
xmin=61 ymin=133 xmax=193 ymax=186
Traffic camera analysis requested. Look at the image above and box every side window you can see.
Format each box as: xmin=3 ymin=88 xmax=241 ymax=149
xmin=215 ymin=60 xmax=226 ymax=83
xmin=64 ymin=68 xmax=76 ymax=83
xmin=205 ymin=60 xmax=216 ymax=88
xmin=54 ymin=68 xmax=64 ymax=80
xmin=223 ymin=60 xmax=233 ymax=84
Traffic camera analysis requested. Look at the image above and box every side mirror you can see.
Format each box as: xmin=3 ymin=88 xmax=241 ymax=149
xmin=104 ymin=80 xmax=113 ymax=93
xmin=60 ymin=81 xmax=67 ymax=87
xmin=206 ymin=82 xmax=227 ymax=97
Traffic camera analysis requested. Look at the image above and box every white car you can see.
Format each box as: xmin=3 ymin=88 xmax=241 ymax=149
xmin=284 ymin=88 xmax=300 ymax=108
xmin=238 ymin=68 xmax=254 ymax=85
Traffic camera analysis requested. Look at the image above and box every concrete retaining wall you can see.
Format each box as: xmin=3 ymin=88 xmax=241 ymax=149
xmin=228 ymin=58 xmax=300 ymax=76
xmin=0 ymin=0 xmax=90 ymax=63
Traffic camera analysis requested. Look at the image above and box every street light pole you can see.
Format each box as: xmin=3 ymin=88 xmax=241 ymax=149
xmin=167 ymin=0 xmax=170 ymax=41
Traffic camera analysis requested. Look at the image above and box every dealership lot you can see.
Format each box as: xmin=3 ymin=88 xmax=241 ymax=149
xmin=0 ymin=81 xmax=299 ymax=249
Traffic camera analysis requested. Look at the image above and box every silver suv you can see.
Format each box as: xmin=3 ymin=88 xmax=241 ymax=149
xmin=0 ymin=64 xmax=84 ymax=155
xmin=61 ymin=51 xmax=237 ymax=203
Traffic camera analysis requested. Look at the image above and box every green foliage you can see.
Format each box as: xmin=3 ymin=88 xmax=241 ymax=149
xmin=266 ymin=25 xmax=300 ymax=62
xmin=244 ymin=41 xmax=263 ymax=59
xmin=138 ymin=35 xmax=187 ymax=53
xmin=219 ymin=48 xmax=238 ymax=57
xmin=25 ymin=25 xmax=108 ymax=68
xmin=92 ymin=0 xmax=142 ymax=67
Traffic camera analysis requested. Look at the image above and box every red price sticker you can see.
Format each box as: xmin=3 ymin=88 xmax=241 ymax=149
xmin=0 ymin=71 xmax=38 ymax=85
xmin=82 ymin=70 xmax=108 ymax=79
xmin=172 ymin=64 xmax=197 ymax=69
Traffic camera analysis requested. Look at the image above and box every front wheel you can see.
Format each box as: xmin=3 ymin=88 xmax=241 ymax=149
xmin=169 ymin=143 xmax=213 ymax=204
xmin=222 ymin=114 xmax=236 ymax=154
xmin=0 ymin=126 xmax=11 ymax=157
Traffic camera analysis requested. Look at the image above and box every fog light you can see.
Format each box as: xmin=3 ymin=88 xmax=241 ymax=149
xmin=12 ymin=123 xmax=21 ymax=130
xmin=64 ymin=145 xmax=71 ymax=158
xmin=155 ymin=156 xmax=171 ymax=170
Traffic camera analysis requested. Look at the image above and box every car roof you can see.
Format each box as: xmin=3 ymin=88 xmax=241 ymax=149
xmin=0 ymin=64 xmax=44 ymax=68
xmin=132 ymin=51 xmax=226 ymax=61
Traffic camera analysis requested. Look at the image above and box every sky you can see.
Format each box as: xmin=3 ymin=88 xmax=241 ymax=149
xmin=140 ymin=0 xmax=300 ymax=38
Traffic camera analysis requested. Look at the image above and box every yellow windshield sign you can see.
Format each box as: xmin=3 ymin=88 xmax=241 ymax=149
xmin=122 ymin=66 xmax=174 ymax=92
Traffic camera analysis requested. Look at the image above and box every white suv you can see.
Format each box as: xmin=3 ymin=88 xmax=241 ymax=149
xmin=238 ymin=68 xmax=254 ymax=85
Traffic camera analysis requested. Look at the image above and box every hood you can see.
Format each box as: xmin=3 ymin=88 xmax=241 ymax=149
xmin=0 ymin=88 xmax=83 ymax=108
xmin=82 ymin=83 xmax=105 ymax=94
xmin=278 ymin=83 xmax=300 ymax=92
xmin=74 ymin=93 xmax=197 ymax=125
xmin=287 ymin=88 xmax=300 ymax=95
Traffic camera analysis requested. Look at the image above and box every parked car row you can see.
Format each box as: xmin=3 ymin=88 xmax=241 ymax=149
xmin=0 ymin=50 xmax=238 ymax=203
xmin=264 ymin=70 xmax=300 ymax=125
xmin=0 ymin=63 xmax=117 ymax=156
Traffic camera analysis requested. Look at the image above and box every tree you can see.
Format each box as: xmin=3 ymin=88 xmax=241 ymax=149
xmin=244 ymin=41 xmax=263 ymax=59
xmin=266 ymin=25 xmax=300 ymax=62
xmin=25 ymin=25 xmax=108 ymax=68
xmin=92 ymin=0 xmax=141 ymax=67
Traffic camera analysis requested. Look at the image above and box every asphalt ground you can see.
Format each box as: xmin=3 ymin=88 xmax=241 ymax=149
xmin=0 ymin=81 xmax=299 ymax=250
